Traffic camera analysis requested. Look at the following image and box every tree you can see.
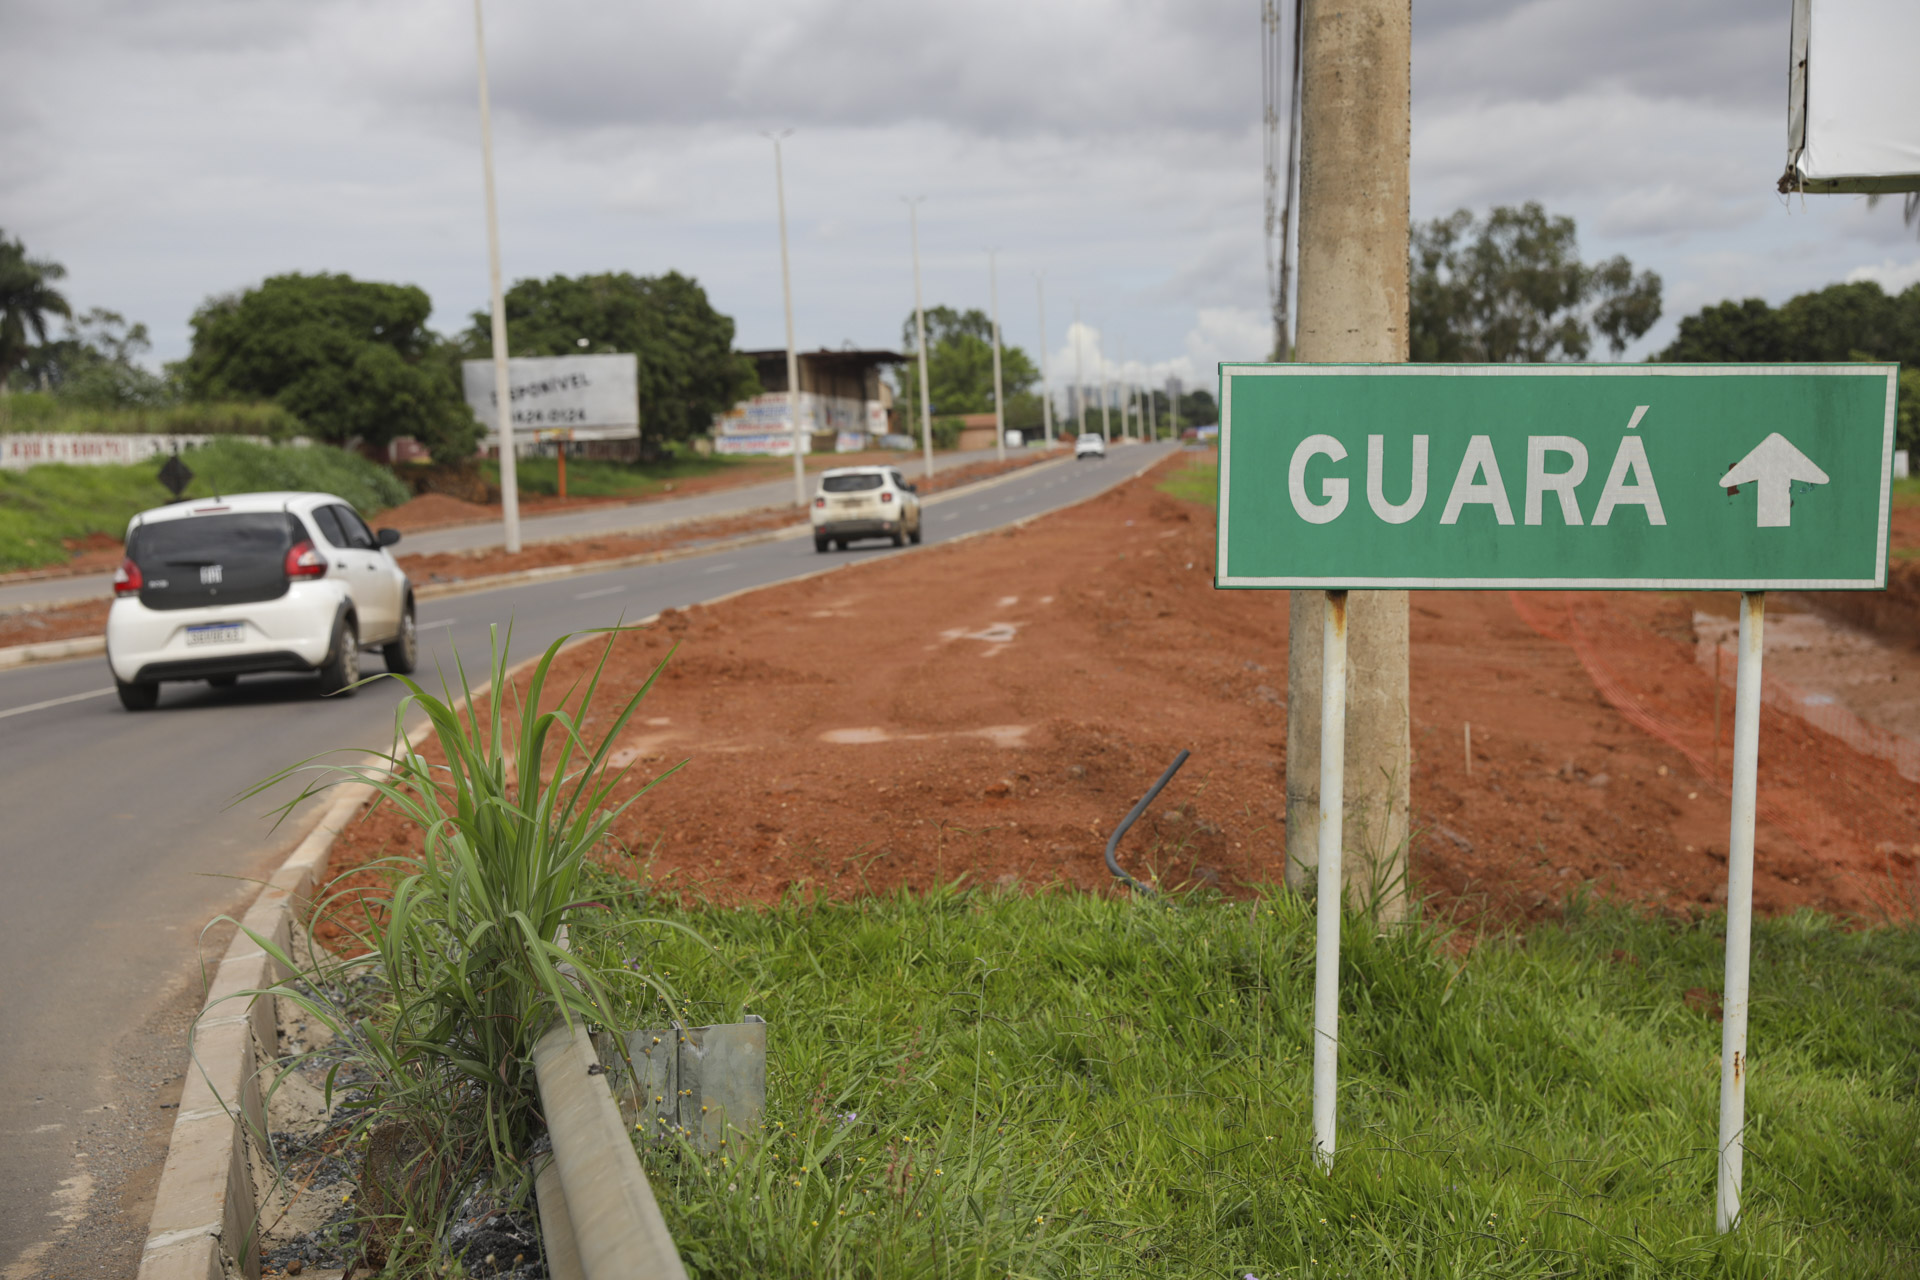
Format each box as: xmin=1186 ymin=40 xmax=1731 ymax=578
xmin=22 ymin=308 xmax=178 ymax=408
xmin=0 ymin=229 xmax=73 ymax=388
xmin=462 ymin=271 xmax=757 ymax=448
xmin=1409 ymin=202 xmax=1662 ymax=362
xmin=1652 ymin=298 xmax=1788 ymax=363
xmin=895 ymin=306 xmax=1040 ymax=420
xmin=180 ymin=273 xmax=476 ymax=461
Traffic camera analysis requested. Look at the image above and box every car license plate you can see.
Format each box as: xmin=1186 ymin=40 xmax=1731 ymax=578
xmin=185 ymin=623 xmax=244 ymax=647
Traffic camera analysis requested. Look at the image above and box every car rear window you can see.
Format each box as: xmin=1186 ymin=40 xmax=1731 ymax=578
xmin=129 ymin=513 xmax=301 ymax=563
xmin=822 ymin=474 xmax=885 ymax=493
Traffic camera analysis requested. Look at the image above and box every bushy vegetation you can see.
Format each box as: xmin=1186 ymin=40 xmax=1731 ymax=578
xmin=577 ymin=885 xmax=1919 ymax=1279
xmin=0 ymin=390 xmax=304 ymax=438
xmin=0 ymin=439 xmax=408 ymax=571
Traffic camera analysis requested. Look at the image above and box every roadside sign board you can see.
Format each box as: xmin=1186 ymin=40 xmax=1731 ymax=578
xmin=1216 ymin=364 xmax=1896 ymax=591
xmin=462 ymin=353 xmax=640 ymax=442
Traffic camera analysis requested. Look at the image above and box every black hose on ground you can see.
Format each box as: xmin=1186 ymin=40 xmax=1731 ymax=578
xmin=1103 ymin=749 xmax=1191 ymax=895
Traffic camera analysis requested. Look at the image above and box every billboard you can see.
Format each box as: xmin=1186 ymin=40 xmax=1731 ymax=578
xmin=1783 ymin=0 xmax=1920 ymax=194
xmin=462 ymin=353 xmax=640 ymax=442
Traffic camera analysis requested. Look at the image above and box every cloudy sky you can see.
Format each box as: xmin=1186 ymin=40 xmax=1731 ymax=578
xmin=3 ymin=0 xmax=1916 ymax=396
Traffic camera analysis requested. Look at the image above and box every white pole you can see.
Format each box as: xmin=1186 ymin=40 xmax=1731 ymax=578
xmin=766 ymin=131 xmax=805 ymax=507
xmin=906 ymin=198 xmax=934 ymax=481
xmin=1035 ymin=273 xmax=1054 ymax=446
xmin=1146 ymin=374 xmax=1157 ymax=441
xmin=472 ymin=0 xmax=520 ymax=554
xmin=1099 ymin=339 xmax=1112 ymax=442
xmin=1311 ymin=588 xmax=1348 ymax=1172
xmin=1716 ymin=590 xmax=1765 ymax=1233
xmin=1072 ymin=303 xmax=1087 ymax=440
xmin=988 ymin=250 xmax=1006 ymax=463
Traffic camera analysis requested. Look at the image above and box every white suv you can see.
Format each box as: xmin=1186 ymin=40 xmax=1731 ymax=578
xmin=811 ymin=466 xmax=922 ymax=552
xmin=105 ymin=491 xmax=417 ymax=710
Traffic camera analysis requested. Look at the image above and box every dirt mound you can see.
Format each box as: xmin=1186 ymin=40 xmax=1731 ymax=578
xmin=321 ymin=453 xmax=1920 ymax=940
xmin=371 ymin=492 xmax=495 ymax=534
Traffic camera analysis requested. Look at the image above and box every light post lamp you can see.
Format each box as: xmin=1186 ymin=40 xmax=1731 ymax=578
xmin=988 ymin=250 xmax=1006 ymax=462
xmin=1035 ymin=273 xmax=1054 ymax=446
xmin=904 ymin=198 xmax=934 ymax=481
xmin=471 ymin=0 xmax=520 ymax=552
xmin=763 ymin=130 xmax=806 ymax=507
xmin=1072 ymin=302 xmax=1086 ymax=440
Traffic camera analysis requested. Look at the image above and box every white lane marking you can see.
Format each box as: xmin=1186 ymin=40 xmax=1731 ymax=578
xmin=702 ymin=562 xmax=738 ymax=574
xmin=0 ymin=687 xmax=114 ymax=721
xmin=574 ymin=585 xmax=625 ymax=600
xmin=418 ymin=618 xmax=457 ymax=631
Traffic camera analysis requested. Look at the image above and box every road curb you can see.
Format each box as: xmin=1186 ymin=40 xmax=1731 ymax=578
xmin=131 ymin=442 xmax=1146 ymax=1276
xmin=0 ymin=452 xmax=1074 ymax=672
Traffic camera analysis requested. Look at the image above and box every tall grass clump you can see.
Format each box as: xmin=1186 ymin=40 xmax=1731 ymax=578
xmin=217 ymin=628 xmax=685 ymax=1271
xmin=0 ymin=390 xmax=305 ymax=438
xmin=574 ymin=883 xmax=1920 ymax=1278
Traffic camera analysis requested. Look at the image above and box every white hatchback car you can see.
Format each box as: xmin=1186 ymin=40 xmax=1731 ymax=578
xmin=106 ymin=491 xmax=417 ymax=710
xmin=810 ymin=466 xmax=923 ymax=552
xmin=1075 ymin=433 xmax=1107 ymax=460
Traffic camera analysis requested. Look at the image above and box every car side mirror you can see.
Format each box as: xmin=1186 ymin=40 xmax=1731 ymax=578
xmin=377 ymin=527 xmax=402 ymax=547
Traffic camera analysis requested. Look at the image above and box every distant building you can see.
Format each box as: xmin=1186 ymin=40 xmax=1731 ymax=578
xmin=712 ymin=348 xmax=906 ymax=455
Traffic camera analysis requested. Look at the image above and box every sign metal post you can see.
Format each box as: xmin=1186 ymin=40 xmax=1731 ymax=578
xmin=1217 ymin=362 xmax=1894 ymax=1222
xmin=1311 ymin=588 xmax=1347 ymax=1170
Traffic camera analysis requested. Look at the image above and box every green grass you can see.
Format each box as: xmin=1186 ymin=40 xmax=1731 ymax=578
xmin=1158 ymin=454 xmax=1219 ymax=507
xmin=0 ymin=391 xmax=304 ymax=438
xmin=574 ymin=885 xmax=1919 ymax=1278
xmin=477 ymin=446 xmax=751 ymax=501
xmin=0 ymin=439 xmax=408 ymax=571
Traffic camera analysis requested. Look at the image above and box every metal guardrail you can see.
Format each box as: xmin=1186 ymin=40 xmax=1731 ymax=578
xmin=530 ymin=1015 xmax=688 ymax=1280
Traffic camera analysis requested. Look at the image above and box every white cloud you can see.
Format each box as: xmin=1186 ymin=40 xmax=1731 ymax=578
xmin=1846 ymin=257 xmax=1920 ymax=295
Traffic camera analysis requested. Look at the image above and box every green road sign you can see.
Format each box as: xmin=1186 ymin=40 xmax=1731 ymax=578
xmin=1216 ymin=364 xmax=1897 ymax=590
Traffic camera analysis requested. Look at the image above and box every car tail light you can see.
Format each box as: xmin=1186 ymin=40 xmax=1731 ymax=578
xmin=285 ymin=539 xmax=327 ymax=578
xmin=814 ymin=497 xmax=826 ymax=508
xmin=112 ymin=557 xmax=143 ymax=597
xmin=881 ymin=491 xmax=894 ymax=504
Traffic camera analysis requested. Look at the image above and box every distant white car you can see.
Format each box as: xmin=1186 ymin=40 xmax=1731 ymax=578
xmin=1075 ymin=433 xmax=1107 ymax=460
xmin=105 ymin=491 xmax=417 ymax=710
xmin=811 ymin=466 xmax=922 ymax=552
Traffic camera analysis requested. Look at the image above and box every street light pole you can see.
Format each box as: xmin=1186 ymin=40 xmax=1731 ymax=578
xmin=765 ymin=130 xmax=805 ymax=507
xmin=1035 ymin=273 xmax=1054 ymax=446
xmin=1072 ymin=303 xmax=1086 ymax=439
xmin=1099 ymin=333 xmax=1112 ymax=442
xmin=471 ymin=0 xmax=520 ymax=554
xmin=905 ymin=198 xmax=934 ymax=481
xmin=988 ymin=250 xmax=1006 ymax=463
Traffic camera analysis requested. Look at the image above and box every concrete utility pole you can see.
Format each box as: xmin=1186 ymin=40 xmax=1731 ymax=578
xmin=905 ymin=198 xmax=935 ymax=480
xmin=765 ymin=130 xmax=805 ymax=506
xmin=1284 ymin=0 xmax=1413 ymax=923
xmin=472 ymin=0 xmax=520 ymax=553
xmin=1072 ymin=303 xmax=1087 ymax=439
xmin=1099 ymin=339 xmax=1112 ymax=442
xmin=1168 ymin=376 xmax=1181 ymax=439
xmin=988 ymin=250 xmax=1006 ymax=462
xmin=1035 ymin=273 xmax=1054 ymax=445
xmin=1146 ymin=376 xmax=1158 ymax=440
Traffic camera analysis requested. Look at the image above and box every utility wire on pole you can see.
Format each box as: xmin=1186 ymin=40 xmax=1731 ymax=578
xmin=1072 ymin=303 xmax=1087 ymax=439
xmin=471 ymin=0 xmax=520 ymax=554
xmin=1035 ymin=273 xmax=1054 ymax=446
xmin=988 ymin=250 xmax=1006 ymax=462
xmin=764 ymin=130 xmax=805 ymax=507
xmin=905 ymin=198 xmax=935 ymax=481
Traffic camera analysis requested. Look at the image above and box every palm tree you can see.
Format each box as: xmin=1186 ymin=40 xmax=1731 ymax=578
xmin=0 ymin=229 xmax=73 ymax=390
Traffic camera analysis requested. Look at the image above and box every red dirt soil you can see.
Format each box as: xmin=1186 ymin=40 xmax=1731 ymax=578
xmin=320 ymin=453 xmax=1920 ymax=940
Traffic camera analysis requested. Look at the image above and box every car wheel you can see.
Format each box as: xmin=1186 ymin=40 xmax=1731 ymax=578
xmin=891 ymin=528 xmax=906 ymax=548
xmin=115 ymin=679 xmax=159 ymax=711
xmin=909 ymin=521 xmax=923 ymax=545
xmin=207 ymin=675 xmax=238 ymax=689
xmin=834 ymin=538 xmax=847 ymax=551
xmin=317 ymin=616 xmax=361 ymax=696
xmin=814 ymin=535 xmax=829 ymax=554
xmin=383 ymin=601 xmax=419 ymax=675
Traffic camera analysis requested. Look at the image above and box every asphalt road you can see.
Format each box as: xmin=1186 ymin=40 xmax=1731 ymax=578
xmin=0 ymin=440 xmax=1175 ymax=1274
xmin=0 ymin=446 xmax=1010 ymax=615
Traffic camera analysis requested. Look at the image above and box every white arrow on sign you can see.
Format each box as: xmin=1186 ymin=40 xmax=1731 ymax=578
xmin=1717 ymin=433 xmax=1829 ymax=528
